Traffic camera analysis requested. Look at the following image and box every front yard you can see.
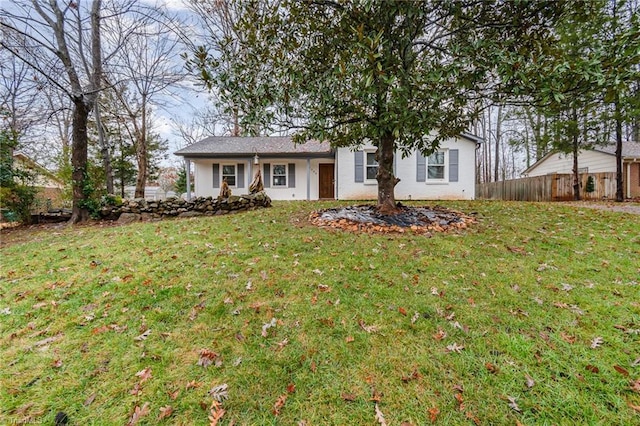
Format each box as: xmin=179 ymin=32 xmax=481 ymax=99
xmin=1 ymin=201 xmax=639 ymax=425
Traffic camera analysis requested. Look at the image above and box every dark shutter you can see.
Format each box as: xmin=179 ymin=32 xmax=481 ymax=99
xmin=354 ymin=151 xmax=364 ymax=182
xmin=212 ymin=163 xmax=220 ymax=188
xmin=288 ymin=163 xmax=295 ymax=188
xmin=416 ymin=152 xmax=426 ymax=182
xmin=263 ymin=163 xmax=271 ymax=188
xmin=449 ymin=149 xmax=459 ymax=182
xmin=237 ymin=163 xmax=245 ymax=188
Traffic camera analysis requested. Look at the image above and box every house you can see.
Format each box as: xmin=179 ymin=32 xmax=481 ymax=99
xmin=174 ymin=134 xmax=481 ymax=201
xmin=12 ymin=152 xmax=65 ymax=211
xmin=522 ymin=141 xmax=640 ymax=199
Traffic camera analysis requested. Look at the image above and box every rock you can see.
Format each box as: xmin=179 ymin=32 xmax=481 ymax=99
xmin=117 ymin=213 xmax=141 ymax=224
xmin=178 ymin=211 xmax=203 ymax=218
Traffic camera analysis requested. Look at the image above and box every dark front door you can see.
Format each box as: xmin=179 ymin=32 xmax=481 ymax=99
xmin=319 ymin=163 xmax=335 ymax=199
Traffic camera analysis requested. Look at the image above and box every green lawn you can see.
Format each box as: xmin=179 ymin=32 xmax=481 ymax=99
xmin=1 ymin=201 xmax=639 ymax=425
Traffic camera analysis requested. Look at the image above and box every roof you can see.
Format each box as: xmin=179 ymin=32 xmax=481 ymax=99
xmin=174 ymin=136 xmax=333 ymax=158
xmin=594 ymin=141 xmax=640 ymax=158
xmin=522 ymin=141 xmax=640 ymax=175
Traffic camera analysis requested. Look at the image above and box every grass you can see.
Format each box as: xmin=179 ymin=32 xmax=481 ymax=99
xmin=1 ymin=200 xmax=639 ymax=425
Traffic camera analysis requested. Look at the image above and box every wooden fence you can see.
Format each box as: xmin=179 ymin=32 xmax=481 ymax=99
xmin=475 ymin=172 xmax=617 ymax=202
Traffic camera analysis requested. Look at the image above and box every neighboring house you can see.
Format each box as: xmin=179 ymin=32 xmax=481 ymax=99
xmin=12 ymin=153 xmax=65 ymax=211
xmin=174 ymin=134 xmax=481 ymax=201
xmin=522 ymin=141 xmax=640 ymax=199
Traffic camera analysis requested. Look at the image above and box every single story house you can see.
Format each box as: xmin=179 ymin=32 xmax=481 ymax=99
xmin=522 ymin=141 xmax=640 ymax=199
xmin=174 ymin=134 xmax=481 ymax=201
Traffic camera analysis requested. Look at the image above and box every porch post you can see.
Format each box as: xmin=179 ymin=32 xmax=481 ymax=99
xmin=185 ymin=159 xmax=192 ymax=201
xmin=307 ymin=159 xmax=311 ymax=200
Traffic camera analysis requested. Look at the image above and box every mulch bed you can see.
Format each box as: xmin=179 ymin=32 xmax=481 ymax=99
xmin=309 ymin=204 xmax=477 ymax=235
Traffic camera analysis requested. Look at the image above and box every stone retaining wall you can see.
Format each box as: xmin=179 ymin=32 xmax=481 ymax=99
xmin=100 ymin=191 xmax=271 ymax=223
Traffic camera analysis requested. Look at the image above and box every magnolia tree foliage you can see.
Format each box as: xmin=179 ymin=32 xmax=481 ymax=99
xmin=188 ymin=0 xmax=567 ymax=212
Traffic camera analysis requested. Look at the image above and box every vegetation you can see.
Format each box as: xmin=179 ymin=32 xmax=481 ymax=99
xmin=0 ymin=129 xmax=36 ymax=223
xmin=1 ymin=201 xmax=639 ymax=425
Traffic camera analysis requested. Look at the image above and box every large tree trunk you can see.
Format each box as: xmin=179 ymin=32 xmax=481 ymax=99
xmin=615 ymin=100 xmax=624 ymax=202
xmin=376 ymin=132 xmax=399 ymax=214
xmin=70 ymin=98 xmax=91 ymax=224
xmin=134 ymin=96 xmax=148 ymax=199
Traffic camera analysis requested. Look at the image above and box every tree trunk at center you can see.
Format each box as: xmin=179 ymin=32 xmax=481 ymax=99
xmin=69 ymin=98 xmax=91 ymax=224
xmin=376 ymin=132 xmax=400 ymax=215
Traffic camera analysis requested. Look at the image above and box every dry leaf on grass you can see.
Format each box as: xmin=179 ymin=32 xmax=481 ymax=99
xmin=126 ymin=402 xmax=150 ymax=426
xmin=374 ymin=403 xmax=387 ymax=426
xmin=273 ymin=394 xmax=287 ymax=415
xmin=208 ymin=400 xmax=225 ymax=426
xmin=525 ymin=374 xmax=535 ymax=389
xmin=446 ymin=343 xmax=464 ymax=353
xmin=209 ymin=384 xmax=229 ymax=402
xmin=358 ymin=319 xmax=379 ymax=333
xmin=198 ymin=349 xmax=220 ymax=368
xmin=135 ymin=367 xmax=152 ymax=383
xmin=428 ymin=406 xmax=439 ymax=423
xmin=507 ymin=396 xmax=521 ymax=412
xmin=158 ymin=405 xmax=173 ymax=420
xmin=134 ymin=329 xmax=151 ymax=341
xmin=590 ymin=336 xmax=604 ymax=349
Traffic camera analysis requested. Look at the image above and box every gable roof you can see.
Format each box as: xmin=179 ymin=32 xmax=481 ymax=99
xmin=523 ymin=141 xmax=640 ymax=175
xmin=594 ymin=141 xmax=640 ymax=158
xmin=174 ymin=136 xmax=333 ymax=158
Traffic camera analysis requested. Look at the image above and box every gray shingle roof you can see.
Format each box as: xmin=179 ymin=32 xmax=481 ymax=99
xmin=174 ymin=136 xmax=333 ymax=158
xmin=595 ymin=141 xmax=640 ymax=158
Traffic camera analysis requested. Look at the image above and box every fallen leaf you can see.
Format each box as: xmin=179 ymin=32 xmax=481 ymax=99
xmin=428 ymin=406 xmax=439 ymax=423
xmin=590 ymin=336 xmax=604 ymax=349
xmin=198 ymin=349 xmax=219 ymax=368
xmin=507 ymin=396 xmax=521 ymax=412
xmin=358 ymin=319 xmax=379 ymax=333
xmin=346 ymin=336 xmax=354 ymax=343
xmin=135 ymin=367 xmax=152 ymax=383
xmin=342 ymin=392 xmax=356 ymax=402
xmin=411 ymin=312 xmax=420 ymax=324
xmin=208 ymin=400 xmax=225 ymax=426
xmin=446 ymin=343 xmax=464 ymax=353
xmin=586 ymin=365 xmax=600 ymax=374
xmin=52 ymin=359 xmax=63 ymax=368
xmin=433 ymin=328 xmax=447 ymax=341
xmin=167 ymin=389 xmax=180 ymax=400
xmin=629 ymin=402 xmax=640 ymax=413
xmin=186 ymin=380 xmax=202 ymax=390
xmin=134 ymin=329 xmax=151 ymax=341
xmin=209 ymin=383 xmax=229 ymax=402
xmin=525 ymin=374 xmax=535 ymax=389
xmin=83 ymin=392 xmax=97 ymax=406
xmin=158 ymin=405 xmax=173 ymax=420
xmin=374 ymin=403 xmax=387 ymax=426
xmin=630 ymin=378 xmax=640 ymax=393
xmin=401 ymin=369 xmax=422 ymax=383
xmin=273 ymin=394 xmax=287 ymax=415
xmin=485 ymin=362 xmax=499 ymax=374
xmin=454 ymin=392 xmax=465 ymax=411
xmin=632 ymin=358 xmax=640 ymax=367
xmin=287 ymin=383 xmax=296 ymax=394
xmin=274 ymin=338 xmax=289 ymax=351
xmin=398 ymin=307 xmax=407 ymax=316
xmin=613 ymin=365 xmax=629 ymax=376
xmin=262 ymin=318 xmax=277 ymax=337
xmin=126 ymin=402 xmax=150 ymax=426
xmin=560 ymin=332 xmax=576 ymax=344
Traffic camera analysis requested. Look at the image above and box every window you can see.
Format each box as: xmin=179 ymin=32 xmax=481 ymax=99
xmin=222 ymin=164 xmax=236 ymax=186
xmin=427 ymin=151 xmax=445 ymax=180
xmin=272 ymin=164 xmax=287 ymax=187
xmin=366 ymin=152 xmax=378 ymax=180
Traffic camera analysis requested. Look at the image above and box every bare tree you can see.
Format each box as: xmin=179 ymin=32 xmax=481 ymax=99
xmin=105 ymin=9 xmax=184 ymax=198
xmin=0 ymin=0 xmax=111 ymax=222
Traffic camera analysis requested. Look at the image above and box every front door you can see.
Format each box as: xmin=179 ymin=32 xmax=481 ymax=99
xmin=319 ymin=163 xmax=335 ymax=199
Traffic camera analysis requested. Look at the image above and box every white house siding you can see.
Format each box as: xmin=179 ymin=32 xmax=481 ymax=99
xmin=524 ymin=151 xmax=616 ymax=177
xmin=336 ymin=137 xmax=477 ymax=200
xmin=192 ymin=157 xmax=333 ymax=201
